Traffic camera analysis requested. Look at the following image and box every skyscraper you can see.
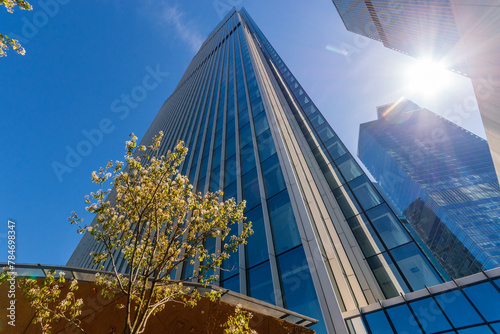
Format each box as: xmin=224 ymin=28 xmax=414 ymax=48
xmin=331 ymin=0 xmax=500 ymax=186
xmin=68 ymin=9 xmax=446 ymax=333
xmin=358 ymin=99 xmax=500 ymax=279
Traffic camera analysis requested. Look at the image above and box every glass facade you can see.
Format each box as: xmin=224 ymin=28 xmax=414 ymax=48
xmin=347 ymin=267 xmax=500 ymax=334
xmin=358 ymin=100 xmax=500 ymax=279
xmin=69 ymin=9 xmax=450 ymax=334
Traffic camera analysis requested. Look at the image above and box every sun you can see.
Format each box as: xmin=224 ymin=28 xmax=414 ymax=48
xmin=406 ymin=58 xmax=450 ymax=96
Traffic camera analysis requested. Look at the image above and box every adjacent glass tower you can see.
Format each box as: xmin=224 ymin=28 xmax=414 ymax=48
xmin=69 ymin=9 xmax=447 ymax=333
xmin=331 ymin=0 xmax=500 ymax=193
xmin=358 ymin=100 xmax=500 ymax=279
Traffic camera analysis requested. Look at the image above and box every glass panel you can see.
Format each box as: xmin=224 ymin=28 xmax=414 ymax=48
xmin=210 ymin=166 xmax=220 ymax=192
xmin=221 ymin=225 xmax=239 ymax=280
xmin=221 ymin=274 xmax=240 ymax=293
xmin=349 ymin=175 xmax=384 ymax=210
xmin=226 ymin=135 xmax=236 ymax=159
xmin=247 ymin=261 xmax=275 ymax=305
xmin=254 ymin=112 xmax=270 ymax=136
xmin=257 ymin=129 xmax=277 ymax=162
xmin=239 ymin=123 xmax=252 ymax=148
xmin=367 ymin=253 xmax=406 ymax=298
xmin=239 ymin=106 xmax=249 ymax=127
xmin=490 ymin=323 xmax=500 ymax=332
xmin=313 ymin=146 xmax=329 ymax=168
xmin=347 ymin=214 xmax=384 ymax=257
xmin=336 ymin=154 xmax=363 ymax=182
xmin=309 ymin=111 xmax=326 ymax=128
xmin=317 ymin=124 xmax=336 ymax=142
xmin=251 ymin=98 xmax=264 ymax=118
xmin=325 ymin=136 xmax=347 ymax=159
xmin=333 ymin=186 xmax=361 ymax=219
xmin=366 ymin=204 xmax=411 ymax=249
xmin=225 ymin=154 xmax=237 ymax=186
xmin=226 ymin=115 xmax=235 ymax=137
xmin=241 ymin=142 xmax=256 ymax=175
xmin=243 ymin=168 xmax=261 ymax=211
xmin=364 ymin=311 xmax=395 ymax=334
xmin=458 ymin=325 xmax=494 ymax=334
xmin=197 ymin=177 xmax=206 ymax=193
xmin=435 ymin=290 xmax=483 ymax=328
xmin=212 ymin=145 xmax=222 ymax=168
xmin=321 ymin=164 xmax=344 ymax=190
xmin=245 ymin=205 xmax=269 ymax=268
xmin=277 ymin=246 xmax=327 ymax=334
xmin=410 ymin=298 xmax=452 ymax=333
xmin=224 ymin=181 xmax=237 ymax=202
xmin=391 ymin=243 xmax=442 ymax=291
xmin=268 ymin=190 xmax=301 ymax=254
xmin=463 ymin=283 xmax=500 ymax=322
xmin=262 ymin=154 xmax=286 ymax=199
xmin=386 ymin=305 xmax=423 ymax=334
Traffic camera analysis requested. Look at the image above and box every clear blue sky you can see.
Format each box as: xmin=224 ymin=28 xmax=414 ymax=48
xmin=1 ymin=0 xmax=483 ymax=266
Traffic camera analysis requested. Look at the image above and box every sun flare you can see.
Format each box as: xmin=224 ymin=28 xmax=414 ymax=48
xmin=406 ymin=59 xmax=450 ymax=96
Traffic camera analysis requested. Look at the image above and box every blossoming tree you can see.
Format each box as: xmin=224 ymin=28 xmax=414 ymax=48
xmin=4 ymin=132 xmax=253 ymax=334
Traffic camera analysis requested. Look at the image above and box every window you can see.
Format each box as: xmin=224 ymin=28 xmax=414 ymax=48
xmin=366 ymin=204 xmax=410 ymax=249
xmin=410 ymin=298 xmax=452 ymax=333
xmin=245 ymin=205 xmax=269 ymax=267
xmin=243 ymin=168 xmax=261 ymax=211
xmin=257 ymin=129 xmax=277 ymax=162
xmin=386 ymin=305 xmax=422 ymax=334
xmin=336 ymin=155 xmax=363 ymax=182
xmin=225 ymin=154 xmax=237 ymax=186
xmin=391 ymin=243 xmax=442 ymax=291
xmin=239 ymin=123 xmax=252 ymax=148
xmin=364 ymin=311 xmax=394 ymax=334
xmin=463 ymin=282 xmax=500 ymax=322
xmin=333 ymin=186 xmax=361 ymax=219
xmin=277 ymin=246 xmax=327 ymax=334
xmin=349 ymin=175 xmax=384 ymax=210
xmin=210 ymin=166 xmax=220 ymax=192
xmin=268 ymin=190 xmax=301 ymax=254
xmin=367 ymin=253 xmax=406 ymax=298
xmin=254 ymin=112 xmax=270 ymax=136
xmin=221 ymin=274 xmax=240 ymax=293
xmin=347 ymin=214 xmax=384 ymax=257
xmin=247 ymin=261 xmax=275 ymax=304
xmin=325 ymin=136 xmax=346 ymax=159
xmin=262 ymin=154 xmax=286 ymax=198
xmin=435 ymin=290 xmax=483 ymax=328
xmin=226 ymin=134 xmax=236 ymax=159
xmin=321 ymin=164 xmax=344 ymax=190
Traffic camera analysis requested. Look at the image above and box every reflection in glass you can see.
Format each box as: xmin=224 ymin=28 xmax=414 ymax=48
xmin=410 ymin=298 xmax=452 ymax=333
xmin=268 ymin=190 xmax=301 ymax=254
xmin=435 ymin=290 xmax=483 ymax=328
xmin=262 ymin=154 xmax=286 ymax=198
xmin=245 ymin=205 xmax=269 ymax=268
xmin=349 ymin=175 xmax=383 ymax=210
xmin=243 ymin=168 xmax=261 ymax=211
xmin=336 ymin=154 xmax=363 ymax=182
xmin=277 ymin=246 xmax=327 ymax=334
xmin=364 ymin=311 xmax=394 ymax=334
xmin=463 ymin=283 xmax=500 ymax=322
xmin=247 ymin=261 xmax=275 ymax=304
xmin=386 ymin=305 xmax=422 ymax=334
xmin=367 ymin=204 xmax=410 ymax=249
xmin=257 ymin=129 xmax=277 ymax=162
xmin=390 ymin=243 xmax=442 ymax=291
